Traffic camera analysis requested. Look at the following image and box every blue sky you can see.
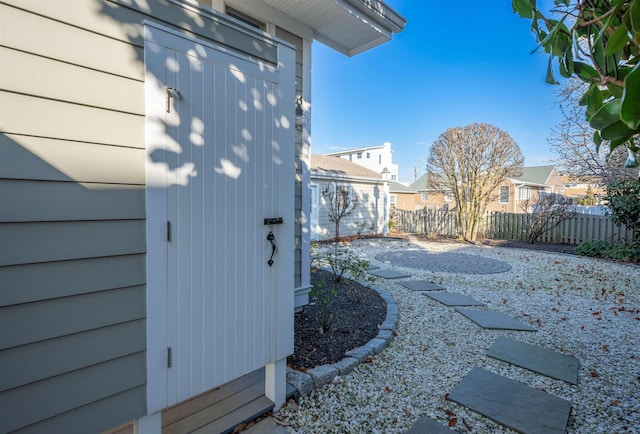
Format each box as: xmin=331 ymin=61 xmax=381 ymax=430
xmin=310 ymin=1 xmax=563 ymax=184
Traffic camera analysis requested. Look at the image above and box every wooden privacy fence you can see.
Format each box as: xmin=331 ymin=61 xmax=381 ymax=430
xmin=485 ymin=211 xmax=635 ymax=244
xmin=392 ymin=208 xmax=458 ymax=237
xmin=391 ymin=208 xmax=635 ymax=245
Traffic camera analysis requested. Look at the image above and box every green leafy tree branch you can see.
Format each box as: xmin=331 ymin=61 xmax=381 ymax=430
xmin=513 ymin=0 xmax=640 ymax=170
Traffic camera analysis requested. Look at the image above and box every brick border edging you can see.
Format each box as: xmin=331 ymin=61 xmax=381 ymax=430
xmin=285 ymin=285 xmax=398 ymax=399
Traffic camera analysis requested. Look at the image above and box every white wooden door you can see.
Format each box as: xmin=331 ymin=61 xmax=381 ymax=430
xmin=145 ymin=23 xmax=294 ymax=410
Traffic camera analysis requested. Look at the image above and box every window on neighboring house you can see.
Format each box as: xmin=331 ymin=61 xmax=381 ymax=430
xmin=391 ymin=174 xmax=396 ymax=181
xmin=499 ymin=186 xmax=510 ymax=204
xmin=325 ymin=183 xmax=354 ymax=200
xmin=338 ymin=184 xmax=352 ymax=196
xmin=519 ymin=186 xmax=531 ymax=200
xmin=379 ymin=155 xmax=382 ymax=165
xmin=390 ymin=194 xmax=396 ymax=207
xmin=366 ymin=152 xmax=371 ymax=159
xmin=421 ymin=192 xmax=429 ymax=201
xmin=348 ymin=154 xmax=352 ymax=161
xmin=444 ymin=191 xmax=453 ymax=202
xmin=357 ymin=152 xmax=362 ymax=159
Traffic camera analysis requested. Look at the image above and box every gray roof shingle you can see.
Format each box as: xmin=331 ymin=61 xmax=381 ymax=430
xmin=510 ymin=165 xmax=556 ymax=185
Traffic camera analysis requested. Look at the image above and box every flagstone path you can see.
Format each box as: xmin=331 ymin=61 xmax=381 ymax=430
xmin=367 ymin=248 xmax=577 ymax=434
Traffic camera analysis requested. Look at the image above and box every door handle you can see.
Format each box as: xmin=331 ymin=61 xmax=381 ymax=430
xmin=267 ymin=231 xmax=276 ymax=266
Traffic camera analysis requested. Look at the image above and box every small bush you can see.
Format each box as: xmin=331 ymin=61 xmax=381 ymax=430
xmin=575 ymin=240 xmax=610 ymax=257
xmin=309 ymin=276 xmax=335 ymax=334
xmin=356 ymin=222 xmax=368 ymax=235
xmin=576 ymin=240 xmax=640 ymax=262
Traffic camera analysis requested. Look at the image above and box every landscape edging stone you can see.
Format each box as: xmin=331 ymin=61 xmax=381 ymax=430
xmin=285 ymin=283 xmax=398 ymax=399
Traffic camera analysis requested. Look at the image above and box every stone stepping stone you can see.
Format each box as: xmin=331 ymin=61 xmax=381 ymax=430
xmin=405 ymin=416 xmax=453 ymax=433
xmin=423 ymin=292 xmax=485 ymax=307
xmin=488 ymin=337 xmax=579 ymax=384
xmin=449 ymin=367 xmax=571 ymax=434
xmin=397 ymin=280 xmax=446 ymax=291
xmin=368 ymin=269 xmax=411 ymax=279
xmin=455 ymin=308 xmax=536 ymax=332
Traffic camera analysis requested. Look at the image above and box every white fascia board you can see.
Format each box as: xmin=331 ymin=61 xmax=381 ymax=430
xmin=311 ymin=173 xmax=383 ymax=185
xmin=506 ymin=178 xmax=549 ymax=188
xmin=331 ymin=0 xmax=394 ymax=38
xmin=343 ymin=0 xmax=407 ymax=33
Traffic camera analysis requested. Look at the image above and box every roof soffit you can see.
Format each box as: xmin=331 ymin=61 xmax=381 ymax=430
xmin=251 ymin=0 xmax=406 ymax=56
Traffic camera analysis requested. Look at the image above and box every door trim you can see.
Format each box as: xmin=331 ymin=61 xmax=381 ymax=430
xmin=144 ymin=20 xmax=295 ymax=414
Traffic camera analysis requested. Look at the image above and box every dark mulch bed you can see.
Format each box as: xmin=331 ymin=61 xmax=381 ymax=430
xmin=479 ymin=238 xmax=578 ymax=255
xmin=287 ymin=268 xmax=386 ymax=370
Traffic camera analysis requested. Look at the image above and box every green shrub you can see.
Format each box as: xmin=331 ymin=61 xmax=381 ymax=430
xmin=576 ymin=240 xmax=640 ymax=262
xmin=323 ymin=248 xmax=375 ymax=302
xmin=575 ymin=240 xmax=610 ymax=257
xmin=609 ymin=243 xmax=640 ymax=262
xmin=309 ymin=276 xmax=335 ymax=334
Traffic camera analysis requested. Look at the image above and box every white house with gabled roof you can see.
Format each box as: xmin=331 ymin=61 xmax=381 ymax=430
xmin=323 ymin=141 xmax=400 ymax=181
xmin=310 ymin=154 xmax=389 ymax=244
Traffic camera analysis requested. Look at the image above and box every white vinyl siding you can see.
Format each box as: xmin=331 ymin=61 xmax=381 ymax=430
xmin=314 ymin=180 xmax=384 ymax=240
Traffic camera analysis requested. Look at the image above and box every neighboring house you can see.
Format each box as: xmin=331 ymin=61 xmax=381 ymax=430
xmin=561 ymin=175 xmax=605 ymax=204
xmin=389 ymin=182 xmax=418 ymax=210
xmin=322 ymin=141 xmax=399 ymax=181
xmin=490 ymin=165 xmax=565 ymax=213
xmin=310 ymin=155 xmax=389 ymax=242
xmin=0 ymin=1 xmax=405 ymax=433
xmin=411 ymin=166 xmax=565 ymax=214
xmin=409 ymin=174 xmax=455 ymax=211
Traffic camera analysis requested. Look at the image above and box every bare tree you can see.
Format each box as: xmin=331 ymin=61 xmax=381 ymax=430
xmin=322 ymin=179 xmax=358 ymax=240
xmin=550 ymin=78 xmax=635 ymax=185
xmin=520 ymin=193 xmax=577 ymax=244
xmin=426 ymin=123 xmax=524 ymax=241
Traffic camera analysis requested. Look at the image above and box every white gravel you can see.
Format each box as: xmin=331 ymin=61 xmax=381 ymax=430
xmin=279 ymin=238 xmax=640 ymax=433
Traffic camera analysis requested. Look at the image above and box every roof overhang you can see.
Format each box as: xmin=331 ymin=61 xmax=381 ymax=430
xmin=311 ymin=172 xmax=383 ymax=184
xmin=507 ymin=179 xmax=549 ymax=188
xmin=257 ymin=0 xmax=406 ymax=56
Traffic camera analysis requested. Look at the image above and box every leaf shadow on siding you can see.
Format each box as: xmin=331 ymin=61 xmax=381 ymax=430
xmin=101 ymin=0 xmax=288 ymax=189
